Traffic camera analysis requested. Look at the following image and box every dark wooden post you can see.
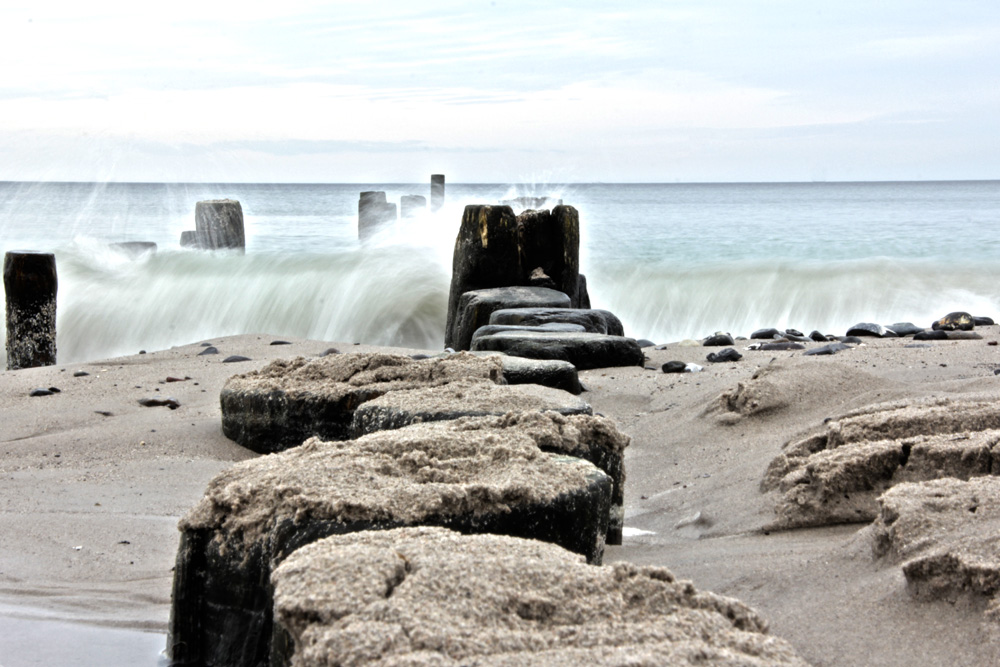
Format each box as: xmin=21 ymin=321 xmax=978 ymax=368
xmin=195 ymin=199 xmax=245 ymax=252
xmin=431 ymin=174 xmax=445 ymax=212
xmin=4 ymin=251 xmax=58 ymax=370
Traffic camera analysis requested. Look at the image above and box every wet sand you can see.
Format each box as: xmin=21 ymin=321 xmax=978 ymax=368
xmin=3 ymin=332 xmax=1000 ymax=665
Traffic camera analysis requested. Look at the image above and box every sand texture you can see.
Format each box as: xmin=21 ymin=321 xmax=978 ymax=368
xmin=6 ymin=330 xmax=1000 ymax=664
xmin=272 ymin=526 xmax=808 ymax=667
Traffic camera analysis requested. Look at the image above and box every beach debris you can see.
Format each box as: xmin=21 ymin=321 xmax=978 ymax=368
xmin=803 ymin=342 xmax=852 ymax=356
xmin=846 ymin=322 xmax=888 ymax=337
xmin=471 ymin=329 xmax=645 ymax=370
xmin=220 ymin=352 xmax=506 ymax=452
xmin=871 ymin=477 xmax=1000 ymax=618
xmin=197 ymin=346 xmax=219 ymax=355
xmin=706 ymin=348 xmax=742 ymax=363
xmin=4 ymin=250 xmax=58 ymax=370
xmin=703 ymin=331 xmax=735 ymax=346
xmin=222 ymin=355 xmax=251 ymax=363
xmin=266 ymin=527 xmax=807 ymax=667
xmin=932 ymin=311 xmax=974 ymax=331
xmin=762 ymin=398 xmax=1000 ymax=529
xmin=167 ymin=415 xmax=616 ymax=666
xmin=138 ymin=397 xmax=181 ymax=409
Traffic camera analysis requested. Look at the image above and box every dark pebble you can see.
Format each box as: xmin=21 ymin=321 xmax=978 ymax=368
xmin=846 ymin=322 xmax=886 ymax=337
xmin=29 ymin=388 xmax=53 ymax=397
xmin=751 ymin=328 xmax=780 ymax=340
xmin=166 ymin=376 xmax=192 ymax=382
xmin=886 ymin=322 xmax=923 ymax=337
xmin=270 ymin=340 xmax=292 ymax=346
xmin=320 ymin=348 xmax=340 ymax=357
xmin=139 ymin=350 xmax=146 ymax=355
xmin=138 ymin=397 xmax=181 ymax=409
xmin=635 ymin=339 xmax=656 ymax=348
xmin=95 ymin=411 xmax=113 ymax=417
xmin=808 ymin=330 xmax=830 ymax=342
xmin=48 ymin=387 xmax=61 ymax=393
xmin=914 ymin=330 xmax=948 ymax=341
xmin=975 ymin=316 xmax=995 ymax=326
xmin=706 ymin=348 xmax=742 ymax=363
xmin=222 ymin=355 xmax=251 ymax=363
xmin=409 ymin=354 xmax=431 ymax=360
xmin=200 ymin=342 xmax=214 ymax=347
xmin=839 ymin=336 xmax=865 ymax=345
xmin=703 ymin=333 xmax=735 ymax=347
xmin=662 ymin=360 xmax=687 ymax=373
xmin=73 ymin=371 xmax=89 ymax=377
xmin=932 ymin=311 xmax=974 ymax=331
xmin=784 ymin=328 xmax=804 ymax=337
xmin=198 ymin=346 xmax=219 ymax=356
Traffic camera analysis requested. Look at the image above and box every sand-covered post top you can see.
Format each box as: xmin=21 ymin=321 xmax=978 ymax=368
xmin=4 ymin=250 xmax=57 ymax=370
xmin=431 ymin=173 xmax=445 ymax=211
xmin=195 ymin=199 xmax=245 ymax=252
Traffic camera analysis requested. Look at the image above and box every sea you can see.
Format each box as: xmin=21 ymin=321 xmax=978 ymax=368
xmin=2 ymin=180 xmax=999 ymax=366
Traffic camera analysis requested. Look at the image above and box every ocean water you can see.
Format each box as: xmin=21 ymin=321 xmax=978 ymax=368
xmin=1 ymin=180 xmax=999 ymax=365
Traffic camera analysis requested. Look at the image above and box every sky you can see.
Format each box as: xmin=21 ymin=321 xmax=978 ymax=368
xmin=1 ymin=1 xmax=998 ymax=183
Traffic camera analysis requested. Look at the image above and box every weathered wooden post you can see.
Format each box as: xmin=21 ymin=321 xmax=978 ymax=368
xmin=358 ymin=191 xmax=397 ymax=241
xmin=195 ymin=199 xmax=245 ymax=252
xmin=401 ymin=195 xmax=426 ymax=218
xmin=4 ymin=251 xmax=57 ymax=370
xmin=431 ymin=174 xmax=445 ymax=212
xmin=179 ymin=231 xmax=200 ymax=248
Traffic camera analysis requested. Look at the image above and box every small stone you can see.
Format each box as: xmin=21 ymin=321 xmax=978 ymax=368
xmin=803 ymin=343 xmax=851 ymax=356
xmin=808 ymin=330 xmax=830 ymax=342
xmin=73 ymin=371 xmax=89 ymax=377
xmin=974 ymin=316 xmax=995 ymax=326
xmin=138 ymin=397 xmax=181 ymax=409
xmin=914 ymin=330 xmax=948 ymax=341
xmin=932 ymin=311 xmax=974 ymax=331
xmin=29 ymin=388 xmax=53 ymax=397
xmin=222 ymin=355 xmax=251 ymax=363
xmin=198 ymin=346 xmax=219 ymax=356
xmin=166 ymin=376 xmax=192 ymax=382
xmin=703 ymin=332 xmax=735 ymax=347
xmin=661 ymin=360 xmax=687 ymax=373
xmin=760 ymin=342 xmax=806 ymax=351
xmin=751 ymin=328 xmax=781 ymax=340
xmin=270 ymin=340 xmax=292 ymax=346
xmin=635 ymin=339 xmax=655 ymax=348
xmin=846 ymin=322 xmax=887 ymax=337
xmin=706 ymin=348 xmax=742 ymax=363
xmin=886 ymin=322 xmax=924 ymax=337
xmin=319 ymin=348 xmax=340 ymax=357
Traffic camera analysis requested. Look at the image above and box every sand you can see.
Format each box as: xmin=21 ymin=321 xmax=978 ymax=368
xmin=4 ymin=330 xmax=1000 ymax=664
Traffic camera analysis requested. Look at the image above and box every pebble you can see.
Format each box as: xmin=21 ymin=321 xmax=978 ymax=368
xmin=73 ymin=371 xmax=89 ymax=377
xmin=635 ymin=339 xmax=656 ymax=348
xmin=198 ymin=346 xmax=219 ymax=356
xmin=760 ymin=342 xmax=805 ymax=351
xmin=29 ymin=388 xmax=54 ymax=397
xmin=914 ymin=330 xmax=948 ymax=341
xmin=138 ymin=397 xmax=181 ymax=409
xmin=804 ymin=343 xmax=851 ymax=356
xmin=706 ymin=348 xmax=742 ymax=363
xmin=222 ymin=355 xmax=251 ymax=363
xmin=319 ymin=348 xmax=340 ymax=357
xmin=703 ymin=332 xmax=735 ymax=347
xmin=270 ymin=340 xmax=292 ymax=346
xmin=662 ymin=360 xmax=687 ymax=373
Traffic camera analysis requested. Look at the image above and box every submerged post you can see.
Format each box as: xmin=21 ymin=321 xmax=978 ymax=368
xmin=4 ymin=251 xmax=57 ymax=370
xmin=401 ymin=195 xmax=426 ymax=218
xmin=358 ymin=191 xmax=397 ymax=241
xmin=431 ymin=174 xmax=445 ymax=212
xmin=195 ymin=199 xmax=245 ymax=252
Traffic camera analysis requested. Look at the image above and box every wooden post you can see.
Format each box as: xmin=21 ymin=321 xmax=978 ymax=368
xmin=4 ymin=251 xmax=57 ymax=370
xmin=431 ymin=174 xmax=445 ymax=212
xmin=195 ymin=199 xmax=245 ymax=252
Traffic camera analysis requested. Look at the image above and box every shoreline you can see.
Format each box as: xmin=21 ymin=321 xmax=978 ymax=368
xmin=3 ymin=330 xmax=1000 ymax=664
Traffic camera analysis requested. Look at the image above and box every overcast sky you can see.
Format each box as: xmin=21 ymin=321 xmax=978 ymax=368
xmin=1 ymin=1 xmax=998 ymax=183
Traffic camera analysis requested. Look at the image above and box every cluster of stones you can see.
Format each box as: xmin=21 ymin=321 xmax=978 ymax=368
xmin=446 ymin=204 xmax=644 ymax=370
xmin=759 ymin=396 xmax=1000 ymax=617
xmin=663 ymin=312 xmax=995 ymax=371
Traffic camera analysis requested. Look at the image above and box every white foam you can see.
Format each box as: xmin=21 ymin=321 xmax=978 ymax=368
xmin=622 ymin=526 xmax=656 ymax=537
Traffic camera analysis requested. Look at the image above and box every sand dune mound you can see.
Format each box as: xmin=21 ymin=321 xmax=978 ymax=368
xmin=870 ymin=477 xmax=1000 ymax=616
xmin=272 ymin=526 xmax=810 ymax=667
xmin=762 ymin=399 xmax=1000 ymax=528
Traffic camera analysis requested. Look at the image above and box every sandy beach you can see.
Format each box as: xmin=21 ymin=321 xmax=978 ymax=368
xmin=3 ymin=330 xmax=1000 ymax=665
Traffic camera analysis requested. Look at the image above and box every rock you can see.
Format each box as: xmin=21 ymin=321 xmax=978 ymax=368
xmin=167 ymin=416 xmax=614 ymax=666
xmin=220 ymin=352 xmax=505 ymax=453
xmin=138 ymin=397 xmax=180 ymax=409
xmin=452 ymin=286 xmax=572 ymax=352
xmin=703 ymin=332 xmax=735 ymax=347
xmin=484 ymin=353 xmax=582 ymax=394
xmin=269 ymin=527 xmax=807 ymax=667
xmin=913 ymin=329 xmax=948 ymax=341
xmin=662 ymin=360 xmax=687 ymax=373
xmin=706 ymin=348 xmax=741 ymax=363
xmin=350 ymin=379 xmax=593 ymax=437
xmin=803 ymin=342 xmax=852 ymax=356
xmin=839 ymin=336 xmax=865 ymax=344
xmin=489 ymin=307 xmax=625 ymax=336
xmin=975 ymin=316 xmax=995 ymax=326
xmin=444 ymin=205 xmax=585 ymax=350
xmin=751 ymin=328 xmax=781 ymax=340
xmin=846 ymin=322 xmax=887 ymax=337
xmin=932 ymin=311 xmax=975 ymax=331
xmin=29 ymin=388 xmax=53 ymax=397
xmin=195 ymin=199 xmax=245 ymax=252
xmin=946 ymin=331 xmax=983 ymax=340
xmin=886 ymin=322 xmax=924 ymax=337
xmin=470 ymin=322 xmax=587 ymax=346
xmin=222 ymin=355 xmax=251 ymax=363
xmin=871 ymin=477 xmax=1000 ymax=615
xmin=809 ymin=330 xmax=831 ymax=342
xmin=763 ymin=398 xmax=1000 ymax=528
xmin=785 ymin=328 xmax=804 ymax=337
xmin=197 ymin=346 xmax=219 ymax=355
xmin=471 ymin=330 xmax=645 ymax=370
xmin=270 ymin=340 xmax=292 ymax=346
xmin=73 ymin=371 xmax=89 ymax=377
xmin=635 ymin=339 xmax=655 ymax=348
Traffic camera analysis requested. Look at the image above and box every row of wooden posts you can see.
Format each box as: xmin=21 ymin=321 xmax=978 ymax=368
xmin=3 ymin=176 xmax=449 ymax=370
